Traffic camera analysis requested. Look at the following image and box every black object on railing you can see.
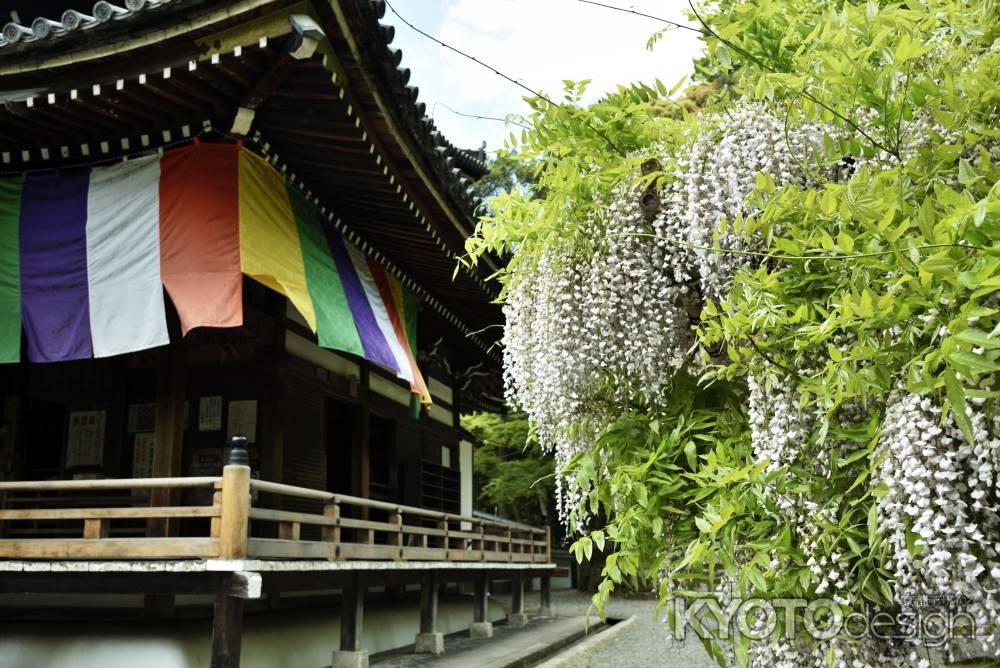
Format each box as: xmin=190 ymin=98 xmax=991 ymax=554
xmin=227 ymin=436 xmax=249 ymax=467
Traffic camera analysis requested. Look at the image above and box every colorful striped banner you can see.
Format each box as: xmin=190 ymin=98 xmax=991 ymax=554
xmin=0 ymin=175 xmax=22 ymax=364
xmin=0 ymin=143 xmax=431 ymax=405
xmin=86 ymin=156 xmax=169 ymax=359
xmin=159 ymin=144 xmax=242 ymax=335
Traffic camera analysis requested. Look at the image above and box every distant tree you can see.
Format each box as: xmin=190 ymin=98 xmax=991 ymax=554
xmin=647 ymin=81 xmax=719 ymax=119
xmin=470 ymin=151 xmax=538 ymax=215
xmin=461 ymin=411 xmax=553 ymax=526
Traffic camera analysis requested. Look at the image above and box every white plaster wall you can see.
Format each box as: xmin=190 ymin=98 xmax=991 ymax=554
xmin=0 ymin=595 xmax=507 ymax=668
xmin=459 ymin=440 xmax=473 ymax=531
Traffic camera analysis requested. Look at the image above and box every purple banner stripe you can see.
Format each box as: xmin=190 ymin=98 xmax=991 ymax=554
xmin=324 ymin=227 xmax=398 ymax=370
xmin=20 ymin=170 xmax=93 ymax=362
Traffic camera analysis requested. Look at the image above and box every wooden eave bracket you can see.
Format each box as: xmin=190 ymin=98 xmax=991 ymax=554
xmin=228 ymin=29 xmax=314 ymax=137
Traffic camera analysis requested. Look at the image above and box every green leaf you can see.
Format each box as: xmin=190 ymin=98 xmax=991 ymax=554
xmin=715 ymin=44 xmax=732 ymax=69
xmin=948 ymin=351 xmax=1000 ymax=373
xmin=943 ymin=369 xmax=976 ymax=446
xmin=958 ymin=159 xmax=981 ymax=186
xmin=745 ymin=565 xmax=767 ymax=593
xmin=867 ymin=504 xmax=879 ymax=547
xmin=684 ymin=440 xmax=698 ymax=471
xmin=592 ymin=530 xmax=606 ymax=553
xmin=837 ymin=230 xmax=855 ymax=253
xmin=955 ymin=328 xmax=1000 ymax=349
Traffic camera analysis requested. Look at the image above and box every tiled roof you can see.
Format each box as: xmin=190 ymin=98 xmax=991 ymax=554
xmin=2 ymin=1 xmax=179 ymax=47
xmin=0 ymin=0 xmax=500 ymax=364
xmin=1 ymin=0 xmax=490 ymax=182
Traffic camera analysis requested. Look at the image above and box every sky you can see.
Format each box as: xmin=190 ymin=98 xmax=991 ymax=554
xmin=385 ymin=0 xmax=705 ymax=154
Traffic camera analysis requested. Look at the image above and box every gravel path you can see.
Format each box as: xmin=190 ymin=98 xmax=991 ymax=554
xmin=547 ymin=589 xmax=719 ymax=668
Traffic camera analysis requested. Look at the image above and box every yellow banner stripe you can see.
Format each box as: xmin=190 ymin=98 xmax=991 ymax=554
xmin=238 ymin=150 xmax=316 ymax=331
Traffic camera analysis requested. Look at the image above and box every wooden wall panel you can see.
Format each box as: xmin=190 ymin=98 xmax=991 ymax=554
xmin=282 ymin=366 xmax=326 ymax=524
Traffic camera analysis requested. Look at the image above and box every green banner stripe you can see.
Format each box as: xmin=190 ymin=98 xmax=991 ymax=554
xmin=0 ymin=176 xmax=23 ymax=364
xmin=288 ymin=186 xmax=364 ymax=357
xmin=403 ymin=286 xmax=418 ymax=351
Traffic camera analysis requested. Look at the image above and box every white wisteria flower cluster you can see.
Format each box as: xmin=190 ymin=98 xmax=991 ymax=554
xmin=660 ymin=105 xmax=840 ymax=302
xmin=874 ymin=392 xmax=1000 ymax=659
xmin=746 ymin=370 xmax=922 ymax=666
xmin=504 ymin=104 xmax=836 ymax=515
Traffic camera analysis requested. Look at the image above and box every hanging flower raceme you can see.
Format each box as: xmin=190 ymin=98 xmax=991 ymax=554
xmin=874 ymin=393 xmax=1000 ymax=659
xmin=503 ymin=104 xmax=839 ymax=515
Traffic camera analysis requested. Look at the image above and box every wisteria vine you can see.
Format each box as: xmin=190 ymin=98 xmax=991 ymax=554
xmin=467 ymin=1 xmax=1000 ymax=665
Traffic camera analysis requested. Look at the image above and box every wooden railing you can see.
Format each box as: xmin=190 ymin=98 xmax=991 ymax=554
xmin=0 ymin=466 xmax=551 ymax=563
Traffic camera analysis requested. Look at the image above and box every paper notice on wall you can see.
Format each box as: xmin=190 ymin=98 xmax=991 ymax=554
xmin=226 ymin=399 xmax=257 ymax=443
xmin=198 ymin=396 xmax=222 ymax=432
xmin=127 ymin=403 xmax=156 ymax=433
xmin=66 ymin=410 xmax=106 ymax=468
xmin=132 ymin=432 xmax=156 ymax=478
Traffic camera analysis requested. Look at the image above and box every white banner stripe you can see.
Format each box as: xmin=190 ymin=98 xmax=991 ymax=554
xmin=345 ymin=243 xmax=414 ymax=384
xmin=86 ymin=155 xmax=169 ymax=358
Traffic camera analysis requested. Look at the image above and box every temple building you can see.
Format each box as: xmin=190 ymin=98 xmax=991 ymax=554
xmin=0 ymin=1 xmax=554 ymax=666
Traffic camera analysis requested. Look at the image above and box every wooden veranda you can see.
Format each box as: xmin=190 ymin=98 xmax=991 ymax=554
xmin=0 ymin=452 xmax=555 ymax=668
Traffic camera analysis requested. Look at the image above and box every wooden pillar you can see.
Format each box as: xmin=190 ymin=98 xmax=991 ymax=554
xmin=540 ymin=574 xmax=553 ymax=618
xmin=415 ymin=573 xmax=444 ymax=654
xmin=211 ymin=583 xmax=245 ymax=668
xmin=469 ymin=574 xmax=493 ymax=639
xmin=259 ymin=293 xmax=287 ymax=496
xmin=358 ymin=366 xmax=371 ymax=497
xmin=333 ymin=581 xmax=368 ymax=668
xmin=351 ymin=366 xmax=370 ymax=525
xmin=150 ymin=332 xmax=185 ymax=536
xmin=509 ymin=574 xmax=528 ymax=627
xmin=473 ymin=576 xmax=488 ymax=623
xmin=218 ymin=463 xmax=251 ymax=560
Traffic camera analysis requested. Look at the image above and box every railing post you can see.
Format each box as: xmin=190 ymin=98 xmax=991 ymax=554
xmin=477 ymin=520 xmax=485 ymax=562
xmin=506 ymin=527 xmax=512 ymax=562
xmin=391 ymin=507 xmax=403 ymax=560
xmin=278 ymin=521 xmax=300 ymax=541
xmin=438 ymin=516 xmax=449 ymax=559
xmin=545 ymin=527 xmax=552 ymax=563
xmin=211 ymin=482 xmax=223 ymax=539
xmin=83 ymin=518 xmax=108 ymax=539
xmin=219 ymin=440 xmax=251 ymax=560
xmin=322 ymin=497 xmax=340 ymax=560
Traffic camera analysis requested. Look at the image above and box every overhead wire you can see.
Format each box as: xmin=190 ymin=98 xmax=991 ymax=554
xmin=573 ymin=0 xmax=897 ymax=157
xmin=574 ymin=0 xmax=707 ymax=36
xmin=431 ymin=101 xmax=532 ymax=131
xmin=382 ymin=0 xmax=625 ymax=155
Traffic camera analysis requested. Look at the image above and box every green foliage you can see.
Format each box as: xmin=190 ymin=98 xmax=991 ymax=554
xmin=462 ymin=0 xmax=1000 ymax=663
xmin=462 ymin=77 xmax=688 ymax=286
xmin=647 ymin=82 xmax=719 ymax=119
xmin=461 ymin=412 xmax=553 ymax=526
xmin=470 ymin=151 xmax=540 ymax=216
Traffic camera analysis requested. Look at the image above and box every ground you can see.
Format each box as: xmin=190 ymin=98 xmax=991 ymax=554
xmin=546 ymin=589 xmax=718 ymax=668
xmin=372 ymin=587 xmax=719 ymax=667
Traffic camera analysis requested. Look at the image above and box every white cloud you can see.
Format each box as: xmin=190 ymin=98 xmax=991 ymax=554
xmin=387 ymin=0 xmax=705 ymax=152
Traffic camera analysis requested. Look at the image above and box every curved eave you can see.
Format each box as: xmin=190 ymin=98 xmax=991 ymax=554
xmin=0 ymin=0 xmax=503 ymax=370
